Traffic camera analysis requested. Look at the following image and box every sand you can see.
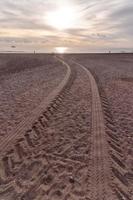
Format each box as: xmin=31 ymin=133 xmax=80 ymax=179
xmin=73 ymin=53 xmax=133 ymax=197
xmin=0 ymin=54 xmax=67 ymax=137
xmin=0 ymin=53 xmax=132 ymax=199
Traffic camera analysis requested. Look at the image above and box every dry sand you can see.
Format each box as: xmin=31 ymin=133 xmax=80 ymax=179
xmin=0 ymin=53 xmax=132 ymax=199
xmin=73 ymin=53 xmax=133 ymax=197
xmin=0 ymin=54 xmax=67 ymax=137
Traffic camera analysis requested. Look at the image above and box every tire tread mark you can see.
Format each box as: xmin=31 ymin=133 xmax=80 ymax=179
xmin=0 ymin=59 xmax=72 ymax=155
xmin=74 ymin=61 xmax=115 ymax=200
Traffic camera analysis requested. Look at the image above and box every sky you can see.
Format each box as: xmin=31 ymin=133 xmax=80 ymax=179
xmin=0 ymin=0 xmax=133 ymax=53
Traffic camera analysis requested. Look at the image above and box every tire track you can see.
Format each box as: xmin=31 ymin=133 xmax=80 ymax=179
xmin=74 ymin=61 xmax=116 ymax=200
xmin=0 ymin=58 xmax=91 ymax=200
xmin=74 ymin=60 xmax=132 ymax=200
xmin=0 ymin=60 xmax=72 ymax=155
xmin=1 ymin=57 xmax=131 ymax=199
xmin=83 ymin=65 xmax=132 ymax=200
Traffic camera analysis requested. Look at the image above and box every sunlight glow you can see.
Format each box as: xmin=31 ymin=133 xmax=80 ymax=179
xmin=55 ymin=47 xmax=67 ymax=53
xmin=46 ymin=4 xmax=77 ymax=30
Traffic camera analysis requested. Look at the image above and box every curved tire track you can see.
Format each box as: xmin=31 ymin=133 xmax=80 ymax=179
xmin=0 ymin=57 xmax=131 ymax=199
xmin=81 ymin=62 xmax=132 ymax=200
xmin=74 ymin=61 xmax=116 ymax=200
xmin=0 ymin=60 xmax=72 ymax=155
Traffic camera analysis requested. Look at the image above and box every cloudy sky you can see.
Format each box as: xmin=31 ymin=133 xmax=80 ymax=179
xmin=0 ymin=0 xmax=133 ymax=53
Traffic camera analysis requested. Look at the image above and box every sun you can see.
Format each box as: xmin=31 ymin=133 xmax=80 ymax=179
xmin=46 ymin=5 xmax=77 ymax=30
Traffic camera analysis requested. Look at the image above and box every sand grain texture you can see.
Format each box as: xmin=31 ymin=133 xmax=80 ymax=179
xmin=0 ymin=54 xmax=133 ymax=200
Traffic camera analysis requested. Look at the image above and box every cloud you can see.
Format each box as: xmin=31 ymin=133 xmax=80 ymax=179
xmin=0 ymin=0 xmax=133 ymax=52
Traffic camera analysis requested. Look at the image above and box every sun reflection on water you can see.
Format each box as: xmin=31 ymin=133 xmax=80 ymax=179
xmin=55 ymin=47 xmax=67 ymax=53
